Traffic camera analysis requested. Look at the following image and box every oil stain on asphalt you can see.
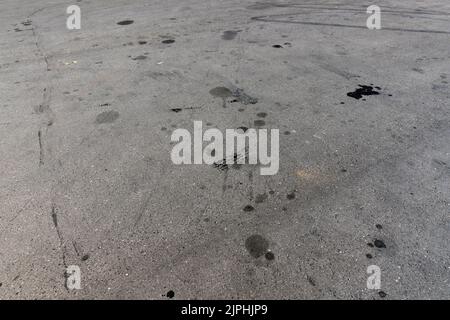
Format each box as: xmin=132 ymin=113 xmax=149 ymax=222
xmin=96 ymin=111 xmax=120 ymax=124
xmin=347 ymin=85 xmax=381 ymax=100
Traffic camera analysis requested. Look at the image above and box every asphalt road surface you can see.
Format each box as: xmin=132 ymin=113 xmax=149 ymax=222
xmin=0 ymin=0 xmax=449 ymax=299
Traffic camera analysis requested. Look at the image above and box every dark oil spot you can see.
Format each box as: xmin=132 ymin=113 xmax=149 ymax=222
xmin=222 ymin=30 xmax=238 ymax=40
xmin=269 ymin=190 xmax=275 ymax=195
xmin=367 ymin=243 xmax=374 ymax=248
xmin=245 ymin=235 xmax=269 ymax=258
xmin=243 ymin=205 xmax=255 ymax=212
xmin=171 ymin=108 xmax=182 ymax=113
xmin=117 ymin=20 xmax=134 ymax=25
xmin=255 ymin=193 xmax=268 ymax=203
xmin=347 ymin=85 xmax=380 ymax=100
xmin=265 ymin=251 xmax=275 ymax=260
xmin=162 ymin=39 xmax=175 ymax=44
xmin=378 ymin=291 xmax=387 ymax=298
xmin=341 ymin=168 xmax=347 ymax=172
xmin=256 ymin=112 xmax=267 ymax=118
xmin=95 ymin=111 xmax=120 ymax=124
xmin=138 ymin=41 xmax=147 ymax=45
xmin=254 ymin=119 xmax=265 ymax=127
xmin=209 ymin=87 xmax=232 ymax=98
xmin=366 ymin=253 xmax=373 ymax=259
xmin=374 ymin=239 xmax=386 ymax=248
xmin=284 ymin=131 xmax=291 ymax=135
xmin=81 ymin=254 xmax=90 ymax=261
xmin=166 ymin=290 xmax=175 ymax=298
xmin=376 ymin=224 xmax=383 ymax=230
xmin=287 ymin=192 xmax=295 ymax=200
xmin=272 ymin=44 xmax=283 ymax=48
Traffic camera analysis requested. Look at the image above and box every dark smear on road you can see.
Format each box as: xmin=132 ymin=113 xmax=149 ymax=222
xmin=245 ymin=235 xmax=269 ymax=258
xmin=96 ymin=111 xmax=120 ymax=124
xmin=243 ymin=205 xmax=255 ymax=212
xmin=254 ymin=120 xmax=265 ymax=127
xmin=347 ymin=85 xmax=380 ymax=100
xmin=222 ymin=30 xmax=239 ymax=40
xmin=257 ymin=112 xmax=267 ymax=118
xmin=210 ymin=87 xmax=233 ymax=108
xmin=374 ymin=239 xmax=386 ymax=248
xmin=265 ymin=251 xmax=275 ymax=260
xmin=287 ymin=192 xmax=296 ymax=200
xmin=162 ymin=39 xmax=175 ymax=44
xmin=210 ymin=86 xmax=232 ymax=98
xmin=117 ymin=20 xmax=134 ymax=25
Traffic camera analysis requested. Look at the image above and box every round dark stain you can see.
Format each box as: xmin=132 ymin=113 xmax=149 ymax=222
xmin=286 ymin=192 xmax=295 ymax=200
xmin=254 ymin=119 xmax=265 ymax=127
xmin=166 ymin=290 xmax=175 ymax=298
xmin=222 ymin=30 xmax=238 ymax=40
xmin=117 ymin=20 xmax=134 ymax=25
xmin=375 ymin=224 xmax=383 ymax=230
xmin=243 ymin=205 xmax=254 ymax=212
xmin=366 ymin=253 xmax=373 ymax=259
xmin=162 ymin=39 xmax=175 ymax=44
xmin=209 ymin=87 xmax=232 ymax=98
xmin=256 ymin=112 xmax=267 ymax=118
xmin=245 ymin=235 xmax=269 ymax=258
xmin=81 ymin=254 xmax=90 ymax=261
xmin=265 ymin=251 xmax=275 ymax=261
xmin=95 ymin=111 xmax=120 ymax=124
xmin=374 ymin=239 xmax=386 ymax=248
xmin=378 ymin=291 xmax=387 ymax=298
xmin=284 ymin=131 xmax=291 ymax=135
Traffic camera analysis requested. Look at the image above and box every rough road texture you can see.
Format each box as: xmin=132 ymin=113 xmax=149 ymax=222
xmin=0 ymin=0 xmax=449 ymax=299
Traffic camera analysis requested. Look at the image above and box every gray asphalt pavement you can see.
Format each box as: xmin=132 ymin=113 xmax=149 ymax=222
xmin=0 ymin=0 xmax=449 ymax=299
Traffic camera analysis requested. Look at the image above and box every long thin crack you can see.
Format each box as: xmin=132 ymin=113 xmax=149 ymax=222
xmin=26 ymin=9 xmax=55 ymax=166
xmin=51 ymin=205 xmax=68 ymax=268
